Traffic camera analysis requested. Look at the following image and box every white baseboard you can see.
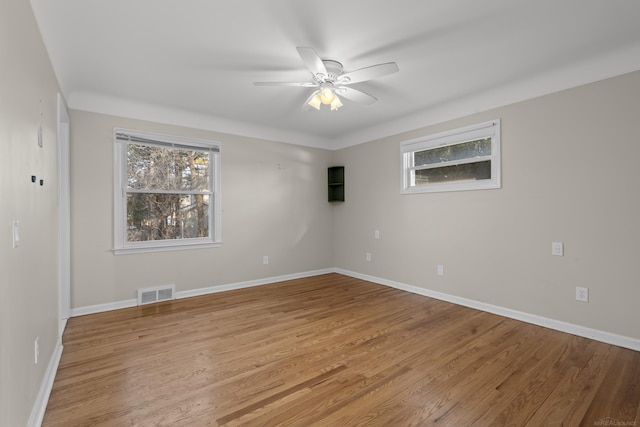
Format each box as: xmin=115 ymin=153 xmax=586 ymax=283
xmin=28 ymin=338 xmax=63 ymax=427
xmin=70 ymin=268 xmax=335 ymax=317
xmin=70 ymin=298 xmax=137 ymax=317
xmin=335 ymin=268 xmax=640 ymax=352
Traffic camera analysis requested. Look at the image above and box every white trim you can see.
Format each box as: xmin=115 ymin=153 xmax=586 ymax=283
xmin=70 ymin=269 xmax=334 ymax=317
xmin=28 ymin=338 xmax=63 ymax=427
xmin=113 ymin=241 xmax=222 ymax=256
xmin=57 ymin=93 xmax=71 ymax=338
xmin=334 ymin=268 xmax=640 ymax=352
xmin=70 ymin=299 xmax=138 ymax=317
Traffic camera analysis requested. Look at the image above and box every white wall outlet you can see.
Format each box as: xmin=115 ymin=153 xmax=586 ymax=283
xmin=366 ymin=252 xmax=372 ymax=262
xmin=34 ymin=337 xmax=39 ymax=364
xmin=552 ymin=241 xmax=564 ymax=256
xmin=437 ymin=264 xmax=444 ymax=276
xmin=374 ymin=230 xmax=380 ymax=239
xmin=12 ymin=219 xmax=20 ymax=248
xmin=262 ymin=256 xmax=269 ymax=265
xmin=576 ymin=287 xmax=589 ymax=302
xmin=37 ymin=125 xmax=43 ymax=148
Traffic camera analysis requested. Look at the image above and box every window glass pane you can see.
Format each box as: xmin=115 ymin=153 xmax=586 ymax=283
xmin=414 ymin=160 xmax=491 ymax=185
xmin=127 ymin=193 xmax=209 ymax=242
xmin=175 ymin=148 xmax=210 ymax=192
xmin=414 ymin=137 xmax=491 ymax=167
xmin=127 ymin=143 xmax=209 ymax=191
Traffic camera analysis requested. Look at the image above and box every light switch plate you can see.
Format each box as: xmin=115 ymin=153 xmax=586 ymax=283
xmin=12 ymin=219 xmax=19 ymax=248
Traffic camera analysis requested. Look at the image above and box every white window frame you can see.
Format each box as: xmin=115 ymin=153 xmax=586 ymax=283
xmin=113 ymin=128 xmax=222 ymax=255
xmin=401 ymin=119 xmax=501 ymax=194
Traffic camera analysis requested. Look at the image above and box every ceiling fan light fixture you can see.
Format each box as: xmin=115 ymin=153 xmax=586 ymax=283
xmin=308 ymin=92 xmax=322 ymax=110
xmin=330 ymin=96 xmax=343 ymax=111
xmin=308 ymin=84 xmax=342 ymax=111
xmin=320 ymin=84 xmax=335 ymax=104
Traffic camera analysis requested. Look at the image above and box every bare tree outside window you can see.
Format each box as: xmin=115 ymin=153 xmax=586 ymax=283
xmin=126 ymin=144 xmax=210 ymax=242
xmin=413 ymin=138 xmax=492 ymax=185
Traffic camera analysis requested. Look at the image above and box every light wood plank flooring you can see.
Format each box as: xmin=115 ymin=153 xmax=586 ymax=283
xmin=43 ymin=273 xmax=640 ymax=426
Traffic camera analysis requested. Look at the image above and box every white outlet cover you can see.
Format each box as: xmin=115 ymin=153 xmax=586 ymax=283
xmin=366 ymin=253 xmax=371 ymax=261
xmin=437 ymin=265 xmax=444 ymax=276
xmin=374 ymin=230 xmax=380 ymax=239
xmin=576 ymin=286 xmax=589 ymax=302
xmin=552 ymin=241 xmax=564 ymax=256
xmin=263 ymin=256 xmax=269 ymax=264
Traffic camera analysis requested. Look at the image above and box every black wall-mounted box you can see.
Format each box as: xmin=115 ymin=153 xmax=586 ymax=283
xmin=328 ymin=166 xmax=344 ymax=202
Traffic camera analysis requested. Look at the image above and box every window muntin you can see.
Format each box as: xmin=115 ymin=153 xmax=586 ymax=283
xmin=401 ymin=120 xmax=501 ymax=194
xmin=114 ymin=129 xmax=221 ymax=254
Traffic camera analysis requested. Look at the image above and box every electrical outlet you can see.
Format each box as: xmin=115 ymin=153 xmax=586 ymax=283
xmin=366 ymin=253 xmax=371 ymax=262
xmin=263 ymin=256 xmax=269 ymax=265
xmin=437 ymin=265 xmax=444 ymax=276
xmin=34 ymin=337 xmax=39 ymax=364
xmin=552 ymin=241 xmax=564 ymax=256
xmin=576 ymin=287 xmax=589 ymax=302
xmin=374 ymin=230 xmax=380 ymax=239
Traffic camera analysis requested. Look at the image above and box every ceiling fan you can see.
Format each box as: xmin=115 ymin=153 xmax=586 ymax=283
xmin=253 ymin=47 xmax=399 ymax=111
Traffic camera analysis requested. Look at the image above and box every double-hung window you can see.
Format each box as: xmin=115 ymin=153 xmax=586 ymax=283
xmin=114 ymin=128 xmax=221 ymax=254
xmin=401 ymin=119 xmax=501 ymax=194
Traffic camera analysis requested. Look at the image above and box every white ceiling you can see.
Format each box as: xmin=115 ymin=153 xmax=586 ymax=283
xmin=31 ymin=0 xmax=640 ymax=150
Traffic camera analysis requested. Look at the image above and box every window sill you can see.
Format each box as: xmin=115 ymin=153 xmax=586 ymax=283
xmin=401 ymin=180 xmax=501 ymax=194
xmin=113 ymin=241 xmax=222 ymax=255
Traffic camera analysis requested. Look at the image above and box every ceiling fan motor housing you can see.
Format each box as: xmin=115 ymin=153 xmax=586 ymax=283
xmin=319 ymin=60 xmax=344 ymax=82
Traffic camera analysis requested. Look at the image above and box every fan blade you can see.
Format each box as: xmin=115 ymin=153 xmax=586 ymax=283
xmin=253 ymin=81 xmax=318 ymax=87
xmin=339 ymin=62 xmax=399 ymax=84
xmin=336 ymin=86 xmax=377 ymax=105
xmin=296 ymin=47 xmax=328 ymax=78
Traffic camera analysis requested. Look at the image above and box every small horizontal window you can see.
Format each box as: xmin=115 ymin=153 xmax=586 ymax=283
xmin=401 ymin=120 xmax=501 ymax=194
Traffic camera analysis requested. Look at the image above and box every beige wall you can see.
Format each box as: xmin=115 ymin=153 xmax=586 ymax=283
xmin=0 ymin=0 xmax=62 ymax=424
xmin=70 ymin=110 xmax=335 ymax=308
xmin=333 ymin=70 xmax=640 ymax=340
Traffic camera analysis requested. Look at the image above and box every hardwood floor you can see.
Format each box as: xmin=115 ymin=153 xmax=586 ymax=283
xmin=43 ymin=273 xmax=640 ymax=426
